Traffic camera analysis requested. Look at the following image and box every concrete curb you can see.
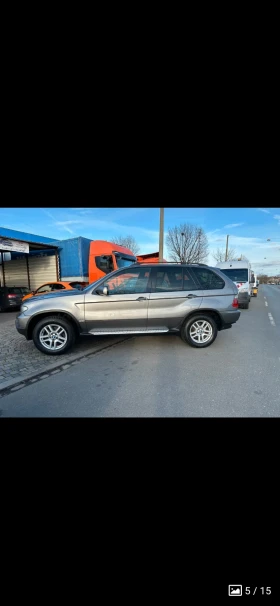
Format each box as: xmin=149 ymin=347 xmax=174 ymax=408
xmin=0 ymin=336 xmax=130 ymax=397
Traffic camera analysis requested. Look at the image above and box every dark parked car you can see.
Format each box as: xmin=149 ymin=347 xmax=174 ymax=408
xmin=16 ymin=263 xmax=240 ymax=354
xmin=0 ymin=286 xmax=32 ymax=312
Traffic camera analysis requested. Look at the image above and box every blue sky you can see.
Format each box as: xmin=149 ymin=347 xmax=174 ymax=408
xmin=1 ymin=206 xmax=280 ymax=275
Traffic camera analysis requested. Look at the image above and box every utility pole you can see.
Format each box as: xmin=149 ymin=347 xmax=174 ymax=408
xmin=159 ymin=207 xmax=164 ymax=262
xmin=225 ymin=235 xmax=229 ymax=261
xmin=181 ymin=232 xmax=184 ymax=263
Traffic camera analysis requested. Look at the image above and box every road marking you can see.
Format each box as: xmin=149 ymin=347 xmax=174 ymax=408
xmin=268 ymin=312 xmax=276 ymax=327
xmin=265 ymin=301 xmax=268 ymax=306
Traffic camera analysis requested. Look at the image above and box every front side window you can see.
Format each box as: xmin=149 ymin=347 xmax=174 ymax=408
xmin=218 ymin=268 xmax=248 ymax=283
xmin=103 ymin=267 xmax=151 ymax=295
xmin=191 ymin=268 xmax=225 ymax=290
xmin=36 ymin=284 xmax=52 ymax=293
xmin=95 ymin=255 xmax=114 ymax=274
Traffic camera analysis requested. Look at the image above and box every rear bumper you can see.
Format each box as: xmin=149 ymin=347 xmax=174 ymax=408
xmin=238 ymin=292 xmax=250 ymax=304
xmin=219 ymin=310 xmax=240 ymax=329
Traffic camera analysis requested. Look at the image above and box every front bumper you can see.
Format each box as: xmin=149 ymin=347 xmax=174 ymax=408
xmin=15 ymin=313 xmax=29 ymax=338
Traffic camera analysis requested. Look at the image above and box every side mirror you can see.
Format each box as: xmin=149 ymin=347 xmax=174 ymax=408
xmin=95 ymin=286 xmax=108 ymax=296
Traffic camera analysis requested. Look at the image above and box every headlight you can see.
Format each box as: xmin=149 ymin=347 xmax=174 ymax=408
xmin=21 ymin=305 xmax=29 ymax=311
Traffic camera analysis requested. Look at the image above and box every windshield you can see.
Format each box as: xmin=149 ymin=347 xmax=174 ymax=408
xmin=115 ymin=256 xmax=137 ymax=269
xmin=219 ymin=268 xmax=249 ymax=282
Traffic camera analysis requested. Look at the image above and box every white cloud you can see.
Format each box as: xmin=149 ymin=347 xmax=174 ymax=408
xmin=41 ymin=209 xmax=57 ymax=220
xmin=257 ymin=208 xmax=270 ymax=214
xmin=55 ymin=220 xmax=83 ymax=226
xmin=273 ymin=214 xmax=280 ymax=225
xmin=224 ymin=223 xmax=244 ymax=228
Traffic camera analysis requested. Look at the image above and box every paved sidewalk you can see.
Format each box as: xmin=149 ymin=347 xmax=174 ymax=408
xmin=0 ymin=313 xmax=124 ymax=391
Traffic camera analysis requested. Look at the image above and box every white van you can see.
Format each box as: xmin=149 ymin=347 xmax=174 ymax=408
xmin=215 ymin=260 xmax=253 ymax=308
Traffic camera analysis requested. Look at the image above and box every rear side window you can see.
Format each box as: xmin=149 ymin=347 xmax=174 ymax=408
xmin=51 ymin=284 xmax=65 ymax=290
xmin=152 ymin=267 xmax=183 ymax=292
xmin=8 ymin=287 xmax=22 ymax=294
xmin=183 ymin=268 xmax=201 ymax=290
xmin=191 ymin=268 xmax=225 ymax=290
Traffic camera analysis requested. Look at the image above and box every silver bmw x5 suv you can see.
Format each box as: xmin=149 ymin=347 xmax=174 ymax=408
xmin=15 ymin=263 xmax=240 ymax=355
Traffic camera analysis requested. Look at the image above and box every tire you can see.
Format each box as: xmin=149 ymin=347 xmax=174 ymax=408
xmin=181 ymin=314 xmax=218 ymax=348
xmin=32 ymin=315 xmax=76 ymax=355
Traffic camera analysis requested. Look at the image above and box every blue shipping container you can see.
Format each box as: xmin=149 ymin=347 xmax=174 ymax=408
xmin=48 ymin=237 xmax=91 ymax=280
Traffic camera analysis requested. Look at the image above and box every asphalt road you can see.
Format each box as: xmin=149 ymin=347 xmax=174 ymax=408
xmin=0 ymin=285 xmax=279 ymax=417
xmin=261 ymin=284 xmax=280 ymax=328
xmin=0 ymin=310 xmax=18 ymax=325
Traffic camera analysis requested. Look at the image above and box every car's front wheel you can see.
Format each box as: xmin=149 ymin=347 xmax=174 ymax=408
xmin=32 ymin=315 xmax=76 ymax=355
xmin=181 ymin=314 xmax=218 ymax=348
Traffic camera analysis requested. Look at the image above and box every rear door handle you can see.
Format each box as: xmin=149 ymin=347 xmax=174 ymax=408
xmin=137 ymin=296 xmax=147 ymax=301
xmin=186 ymin=294 xmax=198 ymax=299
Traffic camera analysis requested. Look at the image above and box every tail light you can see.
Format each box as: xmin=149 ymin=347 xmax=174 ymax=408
xmin=232 ymin=296 xmax=238 ymax=308
xmin=8 ymin=294 xmax=18 ymax=299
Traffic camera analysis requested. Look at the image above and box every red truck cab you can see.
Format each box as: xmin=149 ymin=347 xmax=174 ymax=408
xmin=88 ymin=240 xmax=137 ymax=283
xmin=137 ymin=252 xmax=167 ymax=263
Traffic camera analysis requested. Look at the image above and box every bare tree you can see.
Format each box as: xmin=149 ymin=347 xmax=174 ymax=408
xmin=258 ymin=274 xmax=269 ymax=284
xmin=166 ymin=223 xmax=208 ymax=263
xmin=233 ymin=254 xmax=249 ymax=262
xmin=212 ymin=247 xmax=237 ymax=262
xmin=113 ymin=235 xmax=140 ymax=255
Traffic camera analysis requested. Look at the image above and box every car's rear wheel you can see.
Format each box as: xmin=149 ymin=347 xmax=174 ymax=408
xmin=181 ymin=314 xmax=218 ymax=348
xmin=32 ymin=315 xmax=76 ymax=355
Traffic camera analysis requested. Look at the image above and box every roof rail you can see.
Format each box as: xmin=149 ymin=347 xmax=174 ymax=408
xmin=133 ymin=261 xmax=209 ymax=266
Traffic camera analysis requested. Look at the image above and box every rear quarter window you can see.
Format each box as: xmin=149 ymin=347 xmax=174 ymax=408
xmin=191 ymin=268 xmax=225 ymax=290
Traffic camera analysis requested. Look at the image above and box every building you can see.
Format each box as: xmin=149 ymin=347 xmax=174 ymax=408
xmin=0 ymin=227 xmax=60 ymax=290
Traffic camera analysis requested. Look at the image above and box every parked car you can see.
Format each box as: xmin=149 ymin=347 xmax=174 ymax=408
xmin=16 ymin=263 xmax=240 ymax=355
xmin=0 ymin=286 xmax=32 ymax=312
xmin=22 ymin=281 xmax=87 ymax=302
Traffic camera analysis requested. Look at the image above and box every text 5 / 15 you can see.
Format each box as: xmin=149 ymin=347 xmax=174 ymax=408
xmin=245 ymin=587 xmax=271 ymax=595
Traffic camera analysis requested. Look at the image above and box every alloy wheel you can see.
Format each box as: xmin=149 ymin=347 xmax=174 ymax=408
xmin=39 ymin=324 xmax=68 ymax=351
xmin=189 ymin=320 xmax=213 ymax=344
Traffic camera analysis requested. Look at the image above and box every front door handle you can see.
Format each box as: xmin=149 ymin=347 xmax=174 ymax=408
xmin=137 ymin=296 xmax=147 ymax=301
xmin=186 ymin=294 xmax=198 ymax=299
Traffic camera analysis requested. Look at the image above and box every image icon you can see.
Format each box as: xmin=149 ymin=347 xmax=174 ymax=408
xmin=228 ymin=585 xmax=242 ymax=596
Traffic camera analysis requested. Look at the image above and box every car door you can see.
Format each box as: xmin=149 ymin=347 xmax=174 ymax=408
xmin=84 ymin=266 xmax=152 ymax=333
xmin=147 ymin=266 xmax=204 ymax=331
xmin=190 ymin=267 xmax=234 ymax=310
